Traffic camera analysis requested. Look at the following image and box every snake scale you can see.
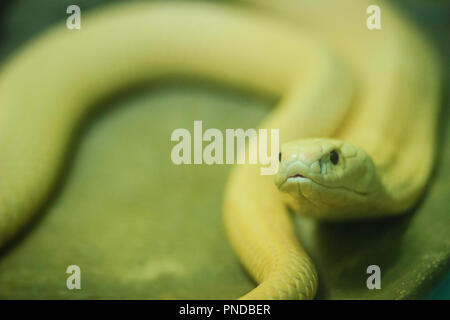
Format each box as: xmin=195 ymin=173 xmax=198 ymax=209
xmin=0 ymin=0 xmax=441 ymax=299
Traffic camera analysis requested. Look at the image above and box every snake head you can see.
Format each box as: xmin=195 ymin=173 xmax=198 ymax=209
xmin=274 ymin=138 xmax=379 ymax=219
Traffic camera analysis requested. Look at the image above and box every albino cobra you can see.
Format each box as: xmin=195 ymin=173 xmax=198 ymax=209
xmin=0 ymin=0 xmax=441 ymax=299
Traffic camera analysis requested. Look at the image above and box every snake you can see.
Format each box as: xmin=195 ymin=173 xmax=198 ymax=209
xmin=0 ymin=0 xmax=441 ymax=299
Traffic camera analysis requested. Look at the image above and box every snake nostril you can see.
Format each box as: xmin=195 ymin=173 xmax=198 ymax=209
xmin=311 ymin=160 xmax=321 ymax=173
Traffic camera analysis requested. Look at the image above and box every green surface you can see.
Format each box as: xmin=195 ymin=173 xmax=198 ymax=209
xmin=0 ymin=0 xmax=448 ymax=299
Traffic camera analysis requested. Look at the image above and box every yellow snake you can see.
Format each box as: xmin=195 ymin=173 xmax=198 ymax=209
xmin=0 ymin=0 xmax=441 ymax=299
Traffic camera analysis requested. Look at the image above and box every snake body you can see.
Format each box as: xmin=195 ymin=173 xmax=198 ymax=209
xmin=0 ymin=1 xmax=441 ymax=299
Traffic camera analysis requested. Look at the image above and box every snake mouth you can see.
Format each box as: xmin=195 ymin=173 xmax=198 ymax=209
xmin=286 ymin=173 xmax=310 ymax=182
xmin=280 ymin=173 xmax=370 ymax=197
xmin=279 ymin=174 xmax=312 ymax=191
xmin=277 ymin=174 xmax=314 ymax=197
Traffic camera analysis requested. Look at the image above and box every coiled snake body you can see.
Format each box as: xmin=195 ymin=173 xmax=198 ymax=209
xmin=0 ymin=0 xmax=441 ymax=299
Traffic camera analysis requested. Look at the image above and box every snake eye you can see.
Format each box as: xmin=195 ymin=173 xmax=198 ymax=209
xmin=279 ymin=152 xmax=282 ymax=162
xmin=330 ymin=150 xmax=339 ymax=165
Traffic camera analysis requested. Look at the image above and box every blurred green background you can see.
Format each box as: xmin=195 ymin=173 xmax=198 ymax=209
xmin=0 ymin=0 xmax=448 ymax=299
